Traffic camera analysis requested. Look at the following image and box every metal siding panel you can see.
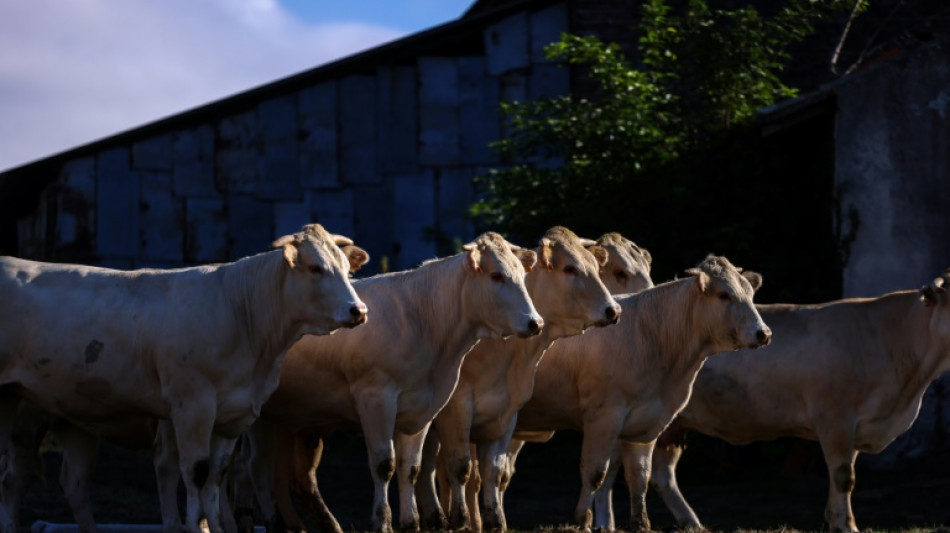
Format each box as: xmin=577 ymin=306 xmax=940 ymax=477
xmin=484 ymin=11 xmax=529 ymax=75
xmin=132 ymin=134 xmax=173 ymax=171
xmin=185 ymin=197 xmax=227 ymax=263
xmin=437 ymin=167 xmax=476 ymax=254
xmin=57 ymin=157 xmax=97 ymax=248
xmin=140 ymin=171 xmax=183 ymax=264
xmin=311 ymin=189 xmax=355 ymax=239
xmin=530 ymin=2 xmax=569 ymax=64
xmin=459 ymin=57 xmax=501 ymax=165
xmin=173 ymin=125 xmax=216 ymax=197
xmin=419 ymin=58 xmax=461 ymax=166
xmin=393 ymin=171 xmax=436 ymax=270
xmin=353 ymin=185 xmax=393 ymax=276
xmin=340 ymin=76 xmax=379 ymax=185
xmin=378 ymin=66 xmax=419 ymax=174
xmin=228 ymin=194 xmax=273 ymax=260
xmin=96 ymin=147 xmax=140 ymax=260
xmin=274 ymin=200 xmax=311 ymax=239
xmin=258 ymin=96 xmax=302 ymax=200
xmin=217 ymin=111 xmax=259 ymax=195
xmin=529 ymin=63 xmax=570 ymax=100
xmin=298 ymin=83 xmax=340 ymax=189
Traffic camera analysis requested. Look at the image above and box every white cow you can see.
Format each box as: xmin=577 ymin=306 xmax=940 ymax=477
xmin=418 ymin=231 xmax=652 ymax=533
xmin=613 ymin=268 xmax=950 ymax=532
xmin=0 ymin=223 xmax=369 ymax=533
xmin=509 ymin=256 xmax=771 ymax=531
xmin=241 ymin=232 xmax=543 ymax=533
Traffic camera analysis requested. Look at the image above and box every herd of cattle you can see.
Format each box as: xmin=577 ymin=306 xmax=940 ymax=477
xmin=0 ymin=222 xmax=948 ymax=533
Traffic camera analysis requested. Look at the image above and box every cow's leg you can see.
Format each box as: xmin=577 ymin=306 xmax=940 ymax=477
xmin=435 ymin=421 xmax=474 ymax=530
xmin=467 ymin=451 xmax=482 ymax=533
xmin=574 ymin=419 xmax=622 ymax=532
xmin=499 ymin=438 xmax=526 ymax=504
xmin=57 ymin=424 xmax=101 ymax=533
xmin=291 ymin=429 xmax=343 ymax=533
xmin=227 ymin=435 xmax=256 ymax=533
xmin=819 ymin=434 xmax=859 ymax=533
xmin=592 ymin=442 xmax=619 ymax=532
xmin=394 ymin=426 xmax=430 ymax=531
xmin=0 ymin=390 xmax=22 ymax=533
xmin=205 ymin=434 xmax=239 ymax=533
xmin=416 ymin=429 xmax=446 ymax=530
xmin=169 ymin=390 xmax=219 ymax=533
xmin=650 ymin=440 xmax=702 ymax=529
xmin=154 ymin=421 xmax=184 ymax=533
xmin=355 ymin=390 xmax=399 ymax=533
xmin=620 ymin=440 xmax=655 ymax=533
xmin=478 ymin=423 xmax=518 ymax=533
xmin=269 ymin=427 xmax=305 ymax=533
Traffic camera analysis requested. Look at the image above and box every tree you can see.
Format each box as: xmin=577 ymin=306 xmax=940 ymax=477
xmin=472 ymin=0 xmax=857 ymax=301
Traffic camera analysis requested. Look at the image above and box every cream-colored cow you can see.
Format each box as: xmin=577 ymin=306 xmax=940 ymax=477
xmin=418 ymin=231 xmax=653 ymax=532
xmin=509 ymin=256 xmax=770 ymax=532
xmin=240 ymin=232 xmax=543 ymax=533
xmin=0 ymin=224 xmax=368 ymax=533
xmin=612 ymin=269 xmax=950 ymax=533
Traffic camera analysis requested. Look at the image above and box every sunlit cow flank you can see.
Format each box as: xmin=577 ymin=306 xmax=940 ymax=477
xmin=420 ymin=230 xmax=650 ymax=533
xmin=240 ymin=232 xmax=543 ymax=533
xmin=509 ymin=256 xmax=770 ymax=532
xmin=615 ymin=268 xmax=950 ymax=533
xmin=0 ymin=224 xmax=368 ymax=533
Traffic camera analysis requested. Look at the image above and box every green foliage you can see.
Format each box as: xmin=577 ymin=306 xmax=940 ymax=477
xmin=472 ymin=0 xmax=853 ymax=302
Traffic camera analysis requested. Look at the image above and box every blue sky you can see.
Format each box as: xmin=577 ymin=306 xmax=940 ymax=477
xmin=0 ymin=0 xmax=474 ymax=171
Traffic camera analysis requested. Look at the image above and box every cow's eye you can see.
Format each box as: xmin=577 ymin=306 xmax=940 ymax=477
xmin=717 ymin=292 xmax=731 ymax=301
xmin=490 ymin=272 xmax=505 ymax=283
xmin=309 ymin=265 xmax=324 ymax=275
xmin=563 ymin=265 xmax=578 ymax=275
xmin=614 ymin=270 xmax=628 ymax=281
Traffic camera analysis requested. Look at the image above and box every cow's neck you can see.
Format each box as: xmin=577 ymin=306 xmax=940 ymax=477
xmin=222 ymin=250 xmax=301 ymax=403
xmin=871 ymin=291 xmax=949 ymax=411
xmin=626 ymin=278 xmax=712 ymax=408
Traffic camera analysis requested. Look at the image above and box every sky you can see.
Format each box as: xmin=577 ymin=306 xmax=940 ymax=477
xmin=0 ymin=0 xmax=474 ymax=172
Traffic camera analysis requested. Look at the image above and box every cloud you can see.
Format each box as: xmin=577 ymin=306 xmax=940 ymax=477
xmin=0 ymin=0 xmax=404 ymax=171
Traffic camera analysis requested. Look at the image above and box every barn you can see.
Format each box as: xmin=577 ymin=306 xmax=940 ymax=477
xmin=5 ymin=0 xmax=950 ymax=529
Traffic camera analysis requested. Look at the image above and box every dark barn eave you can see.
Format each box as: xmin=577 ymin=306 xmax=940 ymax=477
xmin=0 ymin=0 xmax=558 ymax=219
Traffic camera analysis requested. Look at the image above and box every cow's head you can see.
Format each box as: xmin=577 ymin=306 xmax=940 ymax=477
xmin=271 ymin=223 xmax=369 ymax=335
xmin=685 ymin=255 xmax=771 ymax=350
xmin=595 ymin=232 xmax=654 ymax=294
xmin=525 ymin=226 xmax=621 ymax=336
xmin=460 ymin=232 xmax=543 ymax=339
xmin=919 ymin=270 xmax=950 ymax=347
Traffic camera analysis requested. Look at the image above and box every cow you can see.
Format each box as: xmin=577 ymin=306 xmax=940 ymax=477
xmin=417 ymin=231 xmax=652 ymax=533
xmin=237 ymin=231 xmax=544 ymax=533
xmin=610 ymin=268 xmax=950 ymax=533
xmin=506 ymin=255 xmax=770 ymax=532
xmin=0 ymin=223 xmax=369 ymax=533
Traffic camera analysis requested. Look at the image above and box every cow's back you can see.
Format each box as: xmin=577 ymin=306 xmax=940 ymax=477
xmin=679 ymin=293 xmax=927 ymax=447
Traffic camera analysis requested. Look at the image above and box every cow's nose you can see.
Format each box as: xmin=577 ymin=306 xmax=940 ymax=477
xmin=605 ymin=303 xmax=621 ymax=323
xmin=526 ymin=317 xmax=543 ymax=335
xmin=350 ymin=303 xmax=368 ymax=323
xmin=756 ymin=328 xmax=771 ymax=345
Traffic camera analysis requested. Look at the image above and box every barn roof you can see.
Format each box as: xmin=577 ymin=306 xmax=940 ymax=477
xmin=0 ymin=0 xmax=557 ymax=216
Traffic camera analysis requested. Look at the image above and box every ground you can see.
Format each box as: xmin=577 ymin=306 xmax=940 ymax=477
xmin=17 ymin=430 xmax=950 ymax=532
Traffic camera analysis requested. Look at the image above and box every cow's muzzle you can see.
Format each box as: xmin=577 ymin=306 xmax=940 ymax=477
xmin=347 ymin=302 xmax=369 ymax=327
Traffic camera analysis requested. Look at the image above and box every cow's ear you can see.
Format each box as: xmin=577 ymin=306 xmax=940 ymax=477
xmin=516 ymin=249 xmax=537 ymax=273
xmin=343 ymin=245 xmax=370 ymax=273
xmin=272 ymin=235 xmax=299 ymax=268
xmin=587 ymin=245 xmax=609 ymax=267
xmin=332 ymin=234 xmax=354 ymax=247
xmin=686 ymin=267 xmax=709 ymax=294
xmin=743 ymin=271 xmax=764 ymax=292
xmin=539 ymin=238 xmax=554 ymax=270
xmin=920 ymin=277 xmax=946 ymax=306
xmin=462 ymin=242 xmax=482 ymax=273
xmin=637 ymin=245 xmax=652 ymax=267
